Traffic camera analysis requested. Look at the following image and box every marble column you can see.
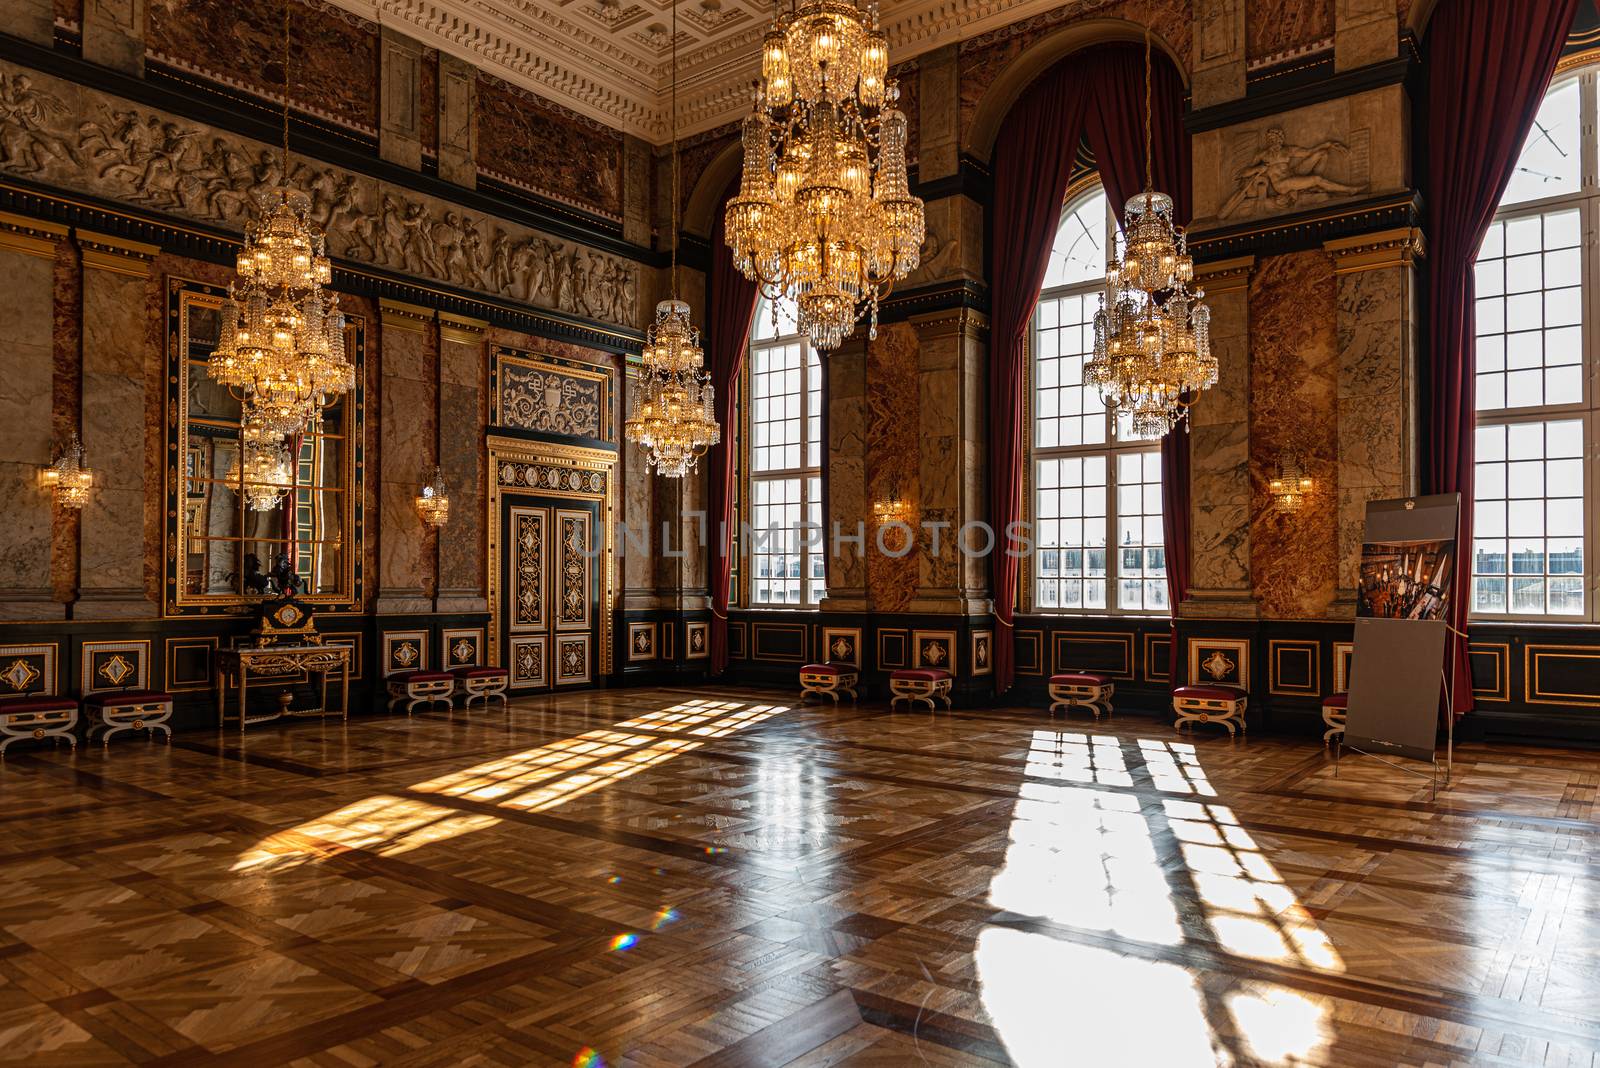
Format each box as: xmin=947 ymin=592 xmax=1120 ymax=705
xmin=0 ymin=214 xmax=68 ymax=620
xmin=2 ymin=0 xmax=54 ymax=47
xmin=436 ymin=313 xmax=486 ymax=612
xmin=438 ymin=54 xmax=477 ymax=189
xmin=376 ymin=299 xmax=435 ymax=615
xmin=908 ymin=308 xmax=989 ymax=617
xmin=622 ymin=136 xmax=652 ymax=248
xmin=1183 ymin=256 xmax=1257 ymax=619
xmin=620 ymin=368 xmax=659 ymax=612
xmin=75 ymin=231 xmax=159 ymax=619
xmin=379 ymin=27 xmax=424 ymax=171
xmin=916 ymin=44 xmax=959 ymax=182
xmin=820 ymin=335 xmax=868 ymax=613
xmin=83 ymin=0 xmax=145 ymax=76
xmin=1325 ymin=228 xmax=1423 ymax=612
xmin=1335 ymin=0 xmax=1399 ymax=72
xmin=1192 ymin=0 xmax=1246 ymax=109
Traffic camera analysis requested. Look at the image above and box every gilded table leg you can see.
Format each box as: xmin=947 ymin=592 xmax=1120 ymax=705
xmin=239 ymin=665 xmax=248 ymax=735
xmin=341 ymin=659 xmax=349 ymax=722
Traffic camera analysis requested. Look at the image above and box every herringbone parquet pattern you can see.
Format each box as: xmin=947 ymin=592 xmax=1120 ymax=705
xmin=2 ymin=688 xmax=1599 ymax=1066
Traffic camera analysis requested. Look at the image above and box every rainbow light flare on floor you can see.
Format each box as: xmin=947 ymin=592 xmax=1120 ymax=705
xmin=608 ymin=933 xmax=638 ymax=951
xmin=651 ymin=906 xmax=677 ymax=930
xmin=572 ymin=1047 xmax=604 ymax=1067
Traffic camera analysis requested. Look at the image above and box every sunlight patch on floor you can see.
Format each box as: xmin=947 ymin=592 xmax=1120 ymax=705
xmin=233 ymin=795 xmax=500 ymax=872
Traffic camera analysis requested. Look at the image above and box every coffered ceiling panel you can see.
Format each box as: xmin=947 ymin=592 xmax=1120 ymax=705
xmin=329 ymin=0 xmax=1095 ymax=140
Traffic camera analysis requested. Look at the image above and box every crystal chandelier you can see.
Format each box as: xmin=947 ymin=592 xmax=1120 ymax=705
xmin=1085 ymin=26 xmax=1215 ymax=439
xmin=625 ymin=1 xmax=721 ymax=478
xmin=415 ymin=466 xmax=450 ymax=527
xmin=226 ymin=416 xmax=294 ymax=512
xmin=1269 ymin=454 xmax=1314 ymax=511
xmin=206 ymin=0 xmax=353 ymax=439
xmin=42 ymin=432 xmax=92 ymax=510
xmin=724 ymin=0 xmax=924 ymax=350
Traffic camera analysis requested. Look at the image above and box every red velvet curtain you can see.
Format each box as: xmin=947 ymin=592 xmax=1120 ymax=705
xmin=1084 ymin=44 xmax=1192 ymax=687
xmin=706 ymin=192 xmax=760 ymax=674
xmin=988 ymin=45 xmax=1188 ymax=695
xmin=1422 ymin=0 xmax=1578 ymax=716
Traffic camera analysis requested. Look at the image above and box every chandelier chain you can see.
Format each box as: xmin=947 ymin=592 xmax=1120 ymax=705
xmin=669 ymin=0 xmax=679 ymax=299
xmin=282 ymin=0 xmax=292 ymax=174
xmin=1143 ymin=20 xmax=1152 ymax=192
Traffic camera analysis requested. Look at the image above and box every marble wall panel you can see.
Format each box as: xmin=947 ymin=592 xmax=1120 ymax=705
xmin=147 ymin=0 xmax=379 ymax=133
xmin=376 ymin=310 xmax=432 ymax=613
xmin=0 ymin=60 xmax=644 ymax=330
xmin=437 ymin=322 xmax=486 ymax=610
xmin=1248 ymin=251 xmax=1339 ymax=620
xmin=476 ymin=74 xmax=624 ymax=219
xmin=420 ymin=48 xmax=439 ymax=157
xmin=50 ymin=238 xmax=80 ymax=606
xmin=0 ymin=236 xmax=61 ymax=618
xmin=1247 ymin=0 xmax=1334 ymax=61
xmin=865 ymin=323 xmax=919 ymax=614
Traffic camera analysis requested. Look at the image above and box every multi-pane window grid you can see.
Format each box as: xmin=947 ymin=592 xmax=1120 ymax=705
xmin=747 ymin=322 xmax=823 ymax=607
xmin=1471 ymin=69 xmax=1598 ymax=620
xmin=1029 ymin=187 xmax=1165 ymax=615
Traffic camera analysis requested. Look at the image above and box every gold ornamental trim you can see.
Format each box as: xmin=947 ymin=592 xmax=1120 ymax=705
xmin=380 ymin=298 xmax=434 ymax=333
xmin=440 ymin=311 xmax=489 ymax=346
xmin=0 ymin=210 xmax=68 ymax=259
xmin=1323 ymin=227 xmax=1425 ymax=275
xmin=1194 ymin=255 xmax=1255 ymax=294
xmin=78 ymin=230 xmax=161 ymax=276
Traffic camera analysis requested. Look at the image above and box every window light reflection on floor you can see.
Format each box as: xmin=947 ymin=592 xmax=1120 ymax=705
xmin=233 ymin=699 xmax=789 ymax=873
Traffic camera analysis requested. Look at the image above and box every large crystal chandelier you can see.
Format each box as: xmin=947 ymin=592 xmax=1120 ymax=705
xmin=1085 ymin=26 xmax=1215 ymax=439
xmin=724 ymin=0 xmax=924 ymax=350
xmin=625 ymin=1 xmax=721 ymax=478
xmin=226 ymin=416 xmax=294 ymax=512
xmin=206 ymin=0 xmax=353 ymax=439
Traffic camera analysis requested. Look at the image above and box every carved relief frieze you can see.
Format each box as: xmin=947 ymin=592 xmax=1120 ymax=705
xmin=497 ymin=461 xmax=608 ymax=496
xmin=1219 ymin=126 xmax=1370 ymax=221
xmin=0 ymin=62 xmax=643 ymax=328
xmin=498 ymin=363 xmax=603 ymax=438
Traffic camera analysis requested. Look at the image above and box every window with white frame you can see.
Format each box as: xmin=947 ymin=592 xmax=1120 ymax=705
xmin=1030 ymin=183 xmax=1168 ymax=614
xmin=745 ymin=296 xmax=824 ymax=607
xmin=1471 ymin=67 xmax=1598 ymax=620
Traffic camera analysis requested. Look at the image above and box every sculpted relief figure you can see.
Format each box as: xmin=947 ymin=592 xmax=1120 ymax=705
xmin=0 ymin=65 xmax=639 ymax=327
xmin=1219 ymin=126 xmax=1364 ymax=219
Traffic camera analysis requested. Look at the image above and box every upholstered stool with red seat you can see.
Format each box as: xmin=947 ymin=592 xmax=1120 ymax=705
xmin=1048 ymin=672 xmax=1114 ymax=719
xmin=799 ymin=663 xmax=858 ymax=703
xmin=85 ymin=689 xmax=172 ymax=747
xmin=387 ymin=671 xmax=456 ymax=714
xmin=0 ymin=695 xmax=79 ymax=756
xmin=1321 ymin=692 xmax=1348 ymax=747
xmin=889 ymin=668 xmax=952 ymax=711
xmin=452 ymin=666 xmax=510 ymax=709
xmin=1172 ymin=685 xmax=1248 ymax=736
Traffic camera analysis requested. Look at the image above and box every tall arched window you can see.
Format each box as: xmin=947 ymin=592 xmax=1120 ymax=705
xmin=1471 ymin=66 xmax=1597 ymax=620
xmin=744 ymin=296 xmax=824 ymax=607
xmin=1027 ymin=182 xmax=1167 ymax=614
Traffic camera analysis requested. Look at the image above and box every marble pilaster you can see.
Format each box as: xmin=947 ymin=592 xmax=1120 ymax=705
xmin=436 ymin=313 xmax=486 ymax=612
xmin=83 ymin=0 xmax=145 ymax=77
xmin=916 ymin=44 xmax=960 ymax=183
xmin=622 ymin=136 xmax=652 ymax=248
xmin=2 ymin=0 xmax=54 ymax=47
xmin=376 ymin=299 xmax=435 ymax=615
xmin=379 ymin=27 xmax=424 ymax=171
xmin=620 ymin=367 xmax=661 ymax=612
xmin=0 ymin=215 xmax=68 ymax=620
xmin=821 ymin=336 xmax=869 ymax=613
xmin=1184 ymin=256 xmax=1258 ymax=619
xmin=438 ymin=53 xmax=477 ymax=188
xmin=1335 ymin=0 xmax=1399 ymax=71
xmin=1325 ymin=228 xmax=1423 ymax=611
xmin=75 ymin=231 xmax=159 ymax=619
xmin=908 ymin=308 xmax=989 ymax=617
xmin=1193 ymin=0 xmax=1247 ymax=109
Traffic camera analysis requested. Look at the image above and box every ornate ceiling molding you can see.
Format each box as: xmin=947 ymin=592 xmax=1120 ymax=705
xmin=326 ymin=0 xmax=1103 ymax=141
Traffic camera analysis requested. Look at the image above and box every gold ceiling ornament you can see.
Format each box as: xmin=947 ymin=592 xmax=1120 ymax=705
xmin=225 ymin=415 xmax=294 ymax=512
xmin=625 ymin=0 xmax=721 ymax=479
xmin=41 ymin=432 xmax=92 ymax=510
xmin=206 ymin=0 xmax=353 ymax=440
xmin=724 ymin=0 xmax=924 ymax=350
xmin=416 ymin=465 xmax=451 ymax=527
xmin=1085 ymin=24 xmax=1215 ymax=440
xmin=1269 ymin=453 xmax=1314 ymax=512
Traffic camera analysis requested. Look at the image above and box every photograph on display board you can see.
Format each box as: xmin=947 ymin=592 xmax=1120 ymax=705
xmin=1357 ymin=538 xmax=1455 ymax=621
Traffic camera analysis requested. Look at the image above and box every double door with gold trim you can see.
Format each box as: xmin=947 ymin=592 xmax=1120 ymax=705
xmin=503 ymin=496 xmax=600 ymax=691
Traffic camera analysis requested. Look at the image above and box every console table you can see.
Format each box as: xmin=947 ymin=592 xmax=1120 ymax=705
xmin=215 ymin=644 xmax=351 ymax=733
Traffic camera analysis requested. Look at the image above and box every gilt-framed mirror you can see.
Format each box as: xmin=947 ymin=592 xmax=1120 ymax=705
xmin=163 ymin=278 xmax=366 ymax=615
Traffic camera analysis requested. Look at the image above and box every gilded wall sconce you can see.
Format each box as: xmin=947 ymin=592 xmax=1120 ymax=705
xmin=1269 ymin=454 xmax=1314 ymax=512
xmin=41 ymin=432 xmax=92 ymax=510
xmin=416 ymin=466 xmax=450 ymax=527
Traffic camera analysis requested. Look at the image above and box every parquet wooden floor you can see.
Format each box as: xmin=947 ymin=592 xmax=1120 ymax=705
xmin=3 ymin=687 xmax=1600 ymax=1066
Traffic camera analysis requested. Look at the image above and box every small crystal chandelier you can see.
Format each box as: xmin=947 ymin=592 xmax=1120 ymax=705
xmin=42 ymin=432 xmax=92 ymax=510
xmin=1085 ymin=25 xmax=1214 ymax=439
xmin=226 ymin=416 xmax=294 ymax=512
xmin=872 ymin=473 xmax=911 ymax=526
xmin=625 ymin=1 xmax=721 ymax=478
xmin=415 ymin=466 xmax=450 ymax=527
xmin=1269 ymin=454 xmax=1314 ymax=511
xmin=207 ymin=0 xmax=353 ymax=439
xmin=724 ymin=0 xmax=924 ymax=350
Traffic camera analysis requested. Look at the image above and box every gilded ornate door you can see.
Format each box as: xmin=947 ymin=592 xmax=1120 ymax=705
xmin=503 ymin=498 xmax=599 ymax=691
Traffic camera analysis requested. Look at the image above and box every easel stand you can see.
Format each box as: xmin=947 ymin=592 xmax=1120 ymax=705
xmin=1334 ymin=657 xmax=1457 ymax=802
